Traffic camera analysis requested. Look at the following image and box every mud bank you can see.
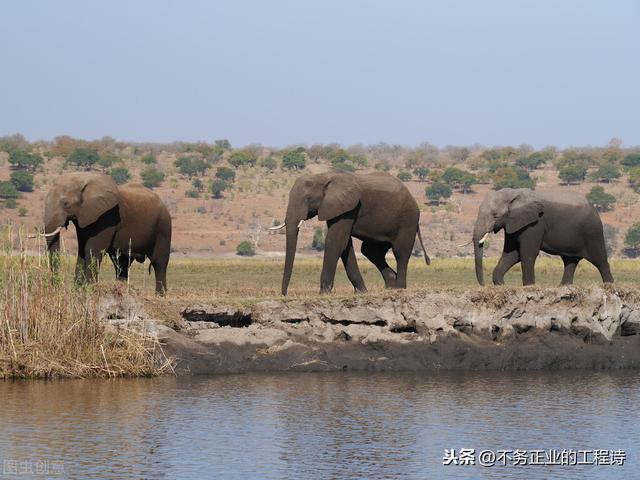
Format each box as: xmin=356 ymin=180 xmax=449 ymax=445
xmin=107 ymin=287 xmax=640 ymax=374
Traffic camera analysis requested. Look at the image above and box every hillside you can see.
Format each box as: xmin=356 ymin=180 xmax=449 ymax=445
xmin=1 ymin=136 xmax=639 ymax=260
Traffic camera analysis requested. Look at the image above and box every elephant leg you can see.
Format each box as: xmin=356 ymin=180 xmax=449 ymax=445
xmin=560 ymin=256 xmax=580 ymax=285
xmin=150 ymin=238 xmax=171 ymax=295
xmin=320 ymin=217 xmax=354 ymax=293
xmin=391 ymin=228 xmax=417 ymax=289
xmin=110 ymin=253 xmax=132 ymax=281
xmin=518 ymin=229 xmax=543 ymax=286
xmin=361 ymin=241 xmax=396 ymax=287
xmin=340 ymin=239 xmax=367 ymax=293
xmin=492 ymin=249 xmax=520 ymax=285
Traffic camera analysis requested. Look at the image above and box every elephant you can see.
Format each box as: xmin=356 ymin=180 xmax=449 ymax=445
xmin=41 ymin=173 xmax=172 ymax=294
xmin=468 ymin=187 xmax=613 ymax=286
xmin=271 ymin=170 xmax=430 ymax=295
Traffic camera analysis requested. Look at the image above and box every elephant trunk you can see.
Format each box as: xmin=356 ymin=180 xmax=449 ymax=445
xmin=43 ymin=203 xmax=66 ymax=271
xmin=473 ymin=215 xmax=492 ymax=286
xmin=281 ymin=204 xmax=307 ymax=296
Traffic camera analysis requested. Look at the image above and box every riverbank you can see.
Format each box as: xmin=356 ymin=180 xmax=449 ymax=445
xmin=155 ymin=285 xmax=640 ymax=373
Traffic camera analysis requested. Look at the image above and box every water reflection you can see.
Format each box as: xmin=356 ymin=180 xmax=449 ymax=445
xmin=0 ymin=370 xmax=638 ymax=479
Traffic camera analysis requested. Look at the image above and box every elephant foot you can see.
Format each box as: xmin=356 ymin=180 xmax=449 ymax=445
xmin=354 ymin=286 xmax=368 ymax=294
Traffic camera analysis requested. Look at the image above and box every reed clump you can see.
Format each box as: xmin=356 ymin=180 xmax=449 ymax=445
xmin=0 ymin=227 xmax=171 ymax=379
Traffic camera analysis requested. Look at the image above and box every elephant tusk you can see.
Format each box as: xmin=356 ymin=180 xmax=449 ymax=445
xmin=457 ymin=239 xmax=473 ymax=247
xmin=39 ymin=226 xmax=63 ymax=237
xmin=297 ymin=220 xmax=305 ymax=229
xmin=478 ymin=232 xmax=490 ymax=245
xmin=269 ymin=223 xmax=286 ymax=230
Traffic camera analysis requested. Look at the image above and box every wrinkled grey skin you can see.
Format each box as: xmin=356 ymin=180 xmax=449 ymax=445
xmin=472 ymin=188 xmax=614 ymax=286
xmin=280 ymin=171 xmax=430 ymax=295
xmin=44 ymin=173 xmax=172 ymax=294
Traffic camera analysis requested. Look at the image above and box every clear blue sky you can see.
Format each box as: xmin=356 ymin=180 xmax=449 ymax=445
xmin=1 ymin=1 xmax=638 ymax=148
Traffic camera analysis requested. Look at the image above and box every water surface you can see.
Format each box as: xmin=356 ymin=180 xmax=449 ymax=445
xmin=0 ymin=371 xmax=638 ymax=479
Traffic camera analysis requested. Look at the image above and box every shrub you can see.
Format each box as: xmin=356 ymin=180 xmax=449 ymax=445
xmin=425 ymin=182 xmax=452 ymax=204
xmin=281 ymin=149 xmax=306 ymax=170
xmin=215 ymin=166 xmax=236 ymax=182
xmin=228 ymin=150 xmax=258 ymax=168
xmin=397 ymin=171 xmax=412 ymax=182
xmin=192 ymin=178 xmax=204 ymax=192
xmin=210 ymin=179 xmax=228 ymax=198
xmin=110 ymin=167 xmax=131 ymax=185
xmin=260 ymin=156 xmax=278 ymax=171
xmin=586 ymin=186 xmax=616 ymax=212
xmin=558 ymin=163 xmax=587 ymax=184
xmin=141 ymin=153 xmax=157 ymax=165
xmin=590 ymin=163 xmax=621 ymax=183
xmin=175 ymin=156 xmax=209 ymax=177
xmin=236 ymin=240 xmax=256 ymax=256
xmin=140 ymin=167 xmax=165 ymax=189
xmin=628 ymin=167 xmax=640 ymax=192
xmin=185 ymin=190 xmax=200 ymax=198
xmin=622 ymin=153 xmax=640 ymax=169
xmin=0 ymin=181 xmax=20 ymax=199
xmin=67 ymin=148 xmax=99 ymax=169
xmin=515 ymin=151 xmax=552 ymax=170
xmin=413 ymin=166 xmax=429 ymax=181
xmin=4 ymin=198 xmax=17 ymax=209
xmin=10 ymin=170 xmax=34 ymax=192
xmin=311 ymin=227 xmax=326 ymax=251
xmin=8 ymin=150 xmax=43 ymax=171
xmin=492 ymin=167 xmax=535 ymax=190
xmin=441 ymin=167 xmax=477 ymax=192
xmin=624 ymin=223 xmax=640 ymax=257
xmin=18 ymin=207 xmax=28 ymax=217
xmin=97 ymin=153 xmax=118 ymax=171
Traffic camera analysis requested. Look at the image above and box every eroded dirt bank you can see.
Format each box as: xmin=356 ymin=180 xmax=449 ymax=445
xmin=105 ymin=287 xmax=640 ymax=374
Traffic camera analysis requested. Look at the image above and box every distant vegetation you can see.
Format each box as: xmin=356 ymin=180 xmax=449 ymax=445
xmin=1 ymin=133 xmax=639 ymax=256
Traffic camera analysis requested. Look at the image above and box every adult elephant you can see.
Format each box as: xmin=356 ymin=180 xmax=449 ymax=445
xmin=467 ymin=188 xmax=613 ymax=286
xmin=41 ymin=173 xmax=172 ymax=294
xmin=271 ymin=171 xmax=430 ymax=295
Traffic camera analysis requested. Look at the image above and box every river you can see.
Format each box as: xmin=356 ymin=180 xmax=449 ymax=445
xmin=0 ymin=370 xmax=638 ymax=479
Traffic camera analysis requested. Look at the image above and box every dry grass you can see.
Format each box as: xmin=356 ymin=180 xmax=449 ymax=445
xmin=0 ymin=239 xmax=171 ymax=379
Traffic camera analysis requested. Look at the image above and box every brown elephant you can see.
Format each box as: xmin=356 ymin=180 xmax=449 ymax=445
xmin=42 ymin=173 xmax=172 ymax=294
xmin=271 ymin=171 xmax=430 ymax=295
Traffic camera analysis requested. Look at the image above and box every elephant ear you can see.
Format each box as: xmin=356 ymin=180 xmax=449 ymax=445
xmin=78 ymin=175 xmax=120 ymax=228
xmin=318 ymin=174 xmax=361 ymax=221
xmin=505 ymin=190 xmax=543 ymax=234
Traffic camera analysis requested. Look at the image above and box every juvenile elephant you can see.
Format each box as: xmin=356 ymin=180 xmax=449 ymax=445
xmin=271 ymin=171 xmax=430 ymax=295
xmin=42 ymin=173 xmax=172 ymax=294
xmin=469 ymin=188 xmax=613 ymax=286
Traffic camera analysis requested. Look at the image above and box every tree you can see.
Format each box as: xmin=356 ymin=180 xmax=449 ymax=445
xmin=281 ymin=149 xmax=306 ymax=170
xmin=260 ymin=156 xmax=278 ymax=171
xmin=397 ymin=171 xmax=412 ymax=182
xmin=624 ymin=223 xmax=640 ymax=257
xmin=210 ymin=179 xmax=228 ymax=198
xmin=228 ymin=149 xmax=258 ymax=168
xmin=215 ymin=166 xmax=236 ymax=182
xmin=413 ymin=166 xmax=429 ymax=181
xmin=0 ymin=181 xmax=20 ymax=199
xmin=449 ymin=147 xmax=470 ymax=163
xmin=441 ymin=167 xmax=477 ymax=192
xmin=515 ymin=151 xmax=552 ymax=170
xmin=590 ymin=163 xmax=621 ymax=183
xmin=425 ymin=182 xmax=452 ymax=204
xmin=311 ymin=227 xmax=326 ymax=251
xmin=8 ymin=150 xmax=43 ymax=171
xmin=215 ymin=139 xmax=231 ymax=150
xmin=327 ymin=149 xmax=356 ymax=171
xmin=192 ymin=178 xmax=204 ymax=192
xmin=140 ymin=167 xmax=165 ymax=188
xmin=141 ymin=153 xmax=157 ymax=165
xmin=175 ymin=156 xmax=209 ymax=177
xmin=9 ymin=170 xmax=34 ymax=192
xmin=558 ymin=164 xmax=587 ymax=184
xmin=622 ymin=153 xmax=640 ymax=169
xmin=97 ymin=152 xmax=117 ymax=171
xmin=492 ymin=167 xmax=535 ymax=190
xmin=67 ymin=148 xmax=99 ymax=169
xmin=110 ymin=167 xmax=130 ymax=185
xmin=586 ymin=186 xmax=616 ymax=212
xmin=236 ymin=240 xmax=256 ymax=256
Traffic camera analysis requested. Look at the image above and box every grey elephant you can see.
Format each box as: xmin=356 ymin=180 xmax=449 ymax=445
xmin=41 ymin=173 xmax=172 ymax=294
xmin=271 ymin=171 xmax=430 ymax=295
xmin=467 ymin=188 xmax=613 ymax=286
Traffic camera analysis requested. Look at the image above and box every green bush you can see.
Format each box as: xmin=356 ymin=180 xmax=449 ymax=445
xmin=215 ymin=166 xmax=236 ymax=182
xmin=413 ymin=166 xmax=429 ymax=181
xmin=10 ymin=170 xmax=34 ymax=192
xmin=67 ymin=148 xmax=99 ymax=169
xmin=175 ymin=156 xmax=209 ymax=177
xmin=8 ymin=150 xmax=43 ymax=171
xmin=311 ymin=227 xmax=326 ymax=251
xmin=229 ymin=150 xmax=258 ymax=168
xmin=590 ymin=163 xmax=621 ymax=183
xmin=236 ymin=240 xmax=256 ymax=256
xmin=622 ymin=153 xmax=640 ymax=169
xmin=586 ymin=186 xmax=616 ymax=212
xmin=210 ymin=179 xmax=228 ymax=198
xmin=425 ymin=182 xmax=452 ymax=203
xmin=625 ymin=223 xmax=640 ymax=252
xmin=558 ymin=164 xmax=587 ymax=184
xmin=4 ymin=198 xmax=17 ymax=209
xmin=441 ymin=167 xmax=476 ymax=192
xmin=97 ymin=153 xmax=118 ymax=171
xmin=185 ymin=190 xmax=200 ymax=198
xmin=141 ymin=153 xmax=157 ymax=165
xmin=397 ymin=171 xmax=412 ymax=182
xmin=0 ymin=181 xmax=20 ymax=199
xmin=110 ymin=167 xmax=131 ymax=185
xmin=260 ymin=156 xmax=278 ymax=171
xmin=492 ymin=167 xmax=535 ymax=190
xmin=281 ymin=149 xmax=306 ymax=170
xmin=18 ymin=207 xmax=28 ymax=217
xmin=140 ymin=167 xmax=165 ymax=189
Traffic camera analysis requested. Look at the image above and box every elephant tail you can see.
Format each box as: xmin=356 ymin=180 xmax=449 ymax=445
xmin=417 ymin=226 xmax=431 ymax=265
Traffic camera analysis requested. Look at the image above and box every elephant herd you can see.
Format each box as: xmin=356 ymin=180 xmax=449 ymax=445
xmin=40 ymin=171 xmax=614 ymax=295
